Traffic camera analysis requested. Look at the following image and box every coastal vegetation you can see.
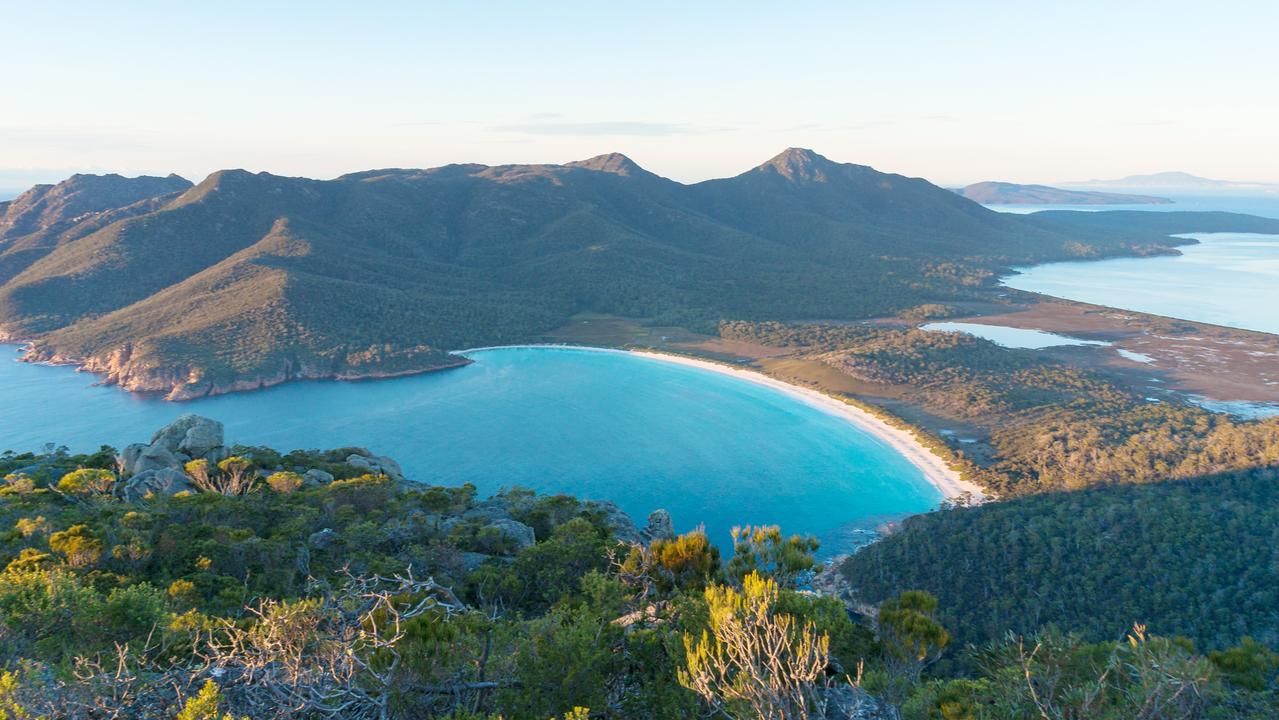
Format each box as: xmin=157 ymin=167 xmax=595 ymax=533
xmin=1 ymin=421 xmax=1275 ymax=718
xmin=839 ymin=467 xmax=1279 ymax=652
xmin=721 ymin=320 xmax=1279 ymax=496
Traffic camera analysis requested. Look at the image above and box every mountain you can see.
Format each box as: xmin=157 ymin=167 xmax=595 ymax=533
xmin=955 ymin=181 xmax=1171 ymax=205
xmin=0 ymin=173 xmax=192 ymax=285
xmin=2 ymin=148 xmax=1277 ymax=400
xmin=1065 ymin=170 xmax=1279 ymax=192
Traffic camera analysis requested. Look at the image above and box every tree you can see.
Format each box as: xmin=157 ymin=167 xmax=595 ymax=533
xmin=877 ymin=590 xmax=950 ymax=718
xmin=726 ymin=525 xmax=819 ymax=589
xmin=265 ymin=471 xmax=304 ymax=494
xmin=56 ymin=468 xmax=116 ymax=495
xmin=184 ymin=457 xmax=258 ymax=496
xmin=680 ymin=571 xmax=830 ymax=720
xmin=616 ymin=527 xmax=721 ymax=598
xmin=48 ymin=524 xmax=104 ymax=567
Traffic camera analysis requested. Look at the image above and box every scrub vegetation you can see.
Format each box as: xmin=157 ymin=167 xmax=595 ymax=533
xmin=1 ymin=441 xmax=1275 ymax=718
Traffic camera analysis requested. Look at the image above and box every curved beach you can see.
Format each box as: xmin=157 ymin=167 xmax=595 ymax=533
xmin=459 ymin=344 xmax=985 ymax=502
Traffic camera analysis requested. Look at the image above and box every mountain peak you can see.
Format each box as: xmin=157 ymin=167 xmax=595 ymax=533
xmin=757 ymin=148 xmax=836 ymax=182
xmin=565 ymin=153 xmax=645 ymax=176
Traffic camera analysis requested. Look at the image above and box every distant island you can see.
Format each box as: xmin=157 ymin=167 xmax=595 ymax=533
xmin=955 ymin=181 xmax=1172 ymax=205
xmin=3 ymin=148 xmax=1278 ymax=400
xmin=1064 ymin=170 xmax=1279 ymax=192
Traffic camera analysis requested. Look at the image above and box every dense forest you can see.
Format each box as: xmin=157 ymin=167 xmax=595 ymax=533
xmin=1 ymin=421 xmax=1275 ymax=718
xmin=3 ymin=150 xmax=1277 ymax=399
xmin=720 ymin=320 xmax=1279 ymax=496
xmin=839 ymin=468 xmax=1279 ymax=651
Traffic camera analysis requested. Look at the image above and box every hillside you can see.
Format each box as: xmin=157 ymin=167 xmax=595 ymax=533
xmin=837 ymin=467 xmax=1279 ymax=652
xmin=3 ymin=149 xmax=1278 ymax=400
xmin=956 ymin=181 xmax=1171 ymax=205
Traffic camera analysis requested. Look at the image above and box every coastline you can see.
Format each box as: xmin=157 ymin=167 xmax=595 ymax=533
xmin=460 ymin=344 xmax=986 ymax=503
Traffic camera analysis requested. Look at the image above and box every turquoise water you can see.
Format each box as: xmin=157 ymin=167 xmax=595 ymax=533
xmin=0 ymin=346 xmax=942 ymax=554
xmin=921 ymin=322 xmax=1109 ymax=349
xmin=1004 ymin=233 xmax=1279 ymax=336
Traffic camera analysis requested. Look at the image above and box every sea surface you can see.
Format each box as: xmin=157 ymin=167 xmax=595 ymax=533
xmin=1003 ymin=233 xmax=1279 ymax=336
xmin=986 ymin=192 xmax=1279 ymax=219
xmin=0 ymin=346 xmax=942 ymax=554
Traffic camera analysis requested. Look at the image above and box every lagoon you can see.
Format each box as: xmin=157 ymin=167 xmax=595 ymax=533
xmin=0 ymin=345 xmax=943 ymax=554
xmin=921 ymin=322 xmax=1109 ymax=350
xmin=1003 ymin=233 xmax=1279 ymax=336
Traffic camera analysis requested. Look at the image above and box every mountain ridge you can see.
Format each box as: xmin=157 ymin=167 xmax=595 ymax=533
xmin=4 ymin=149 xmax=1278 ymax=400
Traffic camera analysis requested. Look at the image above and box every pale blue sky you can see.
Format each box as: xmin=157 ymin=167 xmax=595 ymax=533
xmin=2 ymin=1 xmax=1276 ymax=191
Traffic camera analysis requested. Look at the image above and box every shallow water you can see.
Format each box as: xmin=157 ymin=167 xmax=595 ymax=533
xmin=0 ymin=346 xmax=942 ymax=554
xmin=921 ymin=322 xmax=1108 ymax=349
xmin=1003 ymin=233 xmax=1279 ymax=336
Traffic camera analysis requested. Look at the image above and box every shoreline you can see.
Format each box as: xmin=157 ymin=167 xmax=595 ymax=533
xmin=460 ymin=344 xmax=986 ymax=503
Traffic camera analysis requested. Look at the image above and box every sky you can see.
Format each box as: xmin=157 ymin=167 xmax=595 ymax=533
xmin=2 ymin=1 xmax=1277 ymax=192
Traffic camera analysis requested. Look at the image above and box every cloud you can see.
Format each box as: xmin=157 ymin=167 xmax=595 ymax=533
xmin=490 ymin=120 xmax=706 ymax=137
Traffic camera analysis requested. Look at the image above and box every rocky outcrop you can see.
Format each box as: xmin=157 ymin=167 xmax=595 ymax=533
xmin=119 ymin=468 xmax=195 ymax=503
xmin=642 ymin=509 xmax=675 ymax=543
xmin=488 ymin=518 xmax=536 ymax=551
xmin=118 ymin=414 xmax=227 ymax=478
xmin=345 ymin=452 xmax=406 ymax=483
xmin=588 ymin=502 xmax=675 ymax=545
xmin=589 ymin=500 xmax=643 ymax=544
xmin=303 ymin=469 xmax=334 ymax=486
xmin=16 ymin=343 xmax=471 ymax=402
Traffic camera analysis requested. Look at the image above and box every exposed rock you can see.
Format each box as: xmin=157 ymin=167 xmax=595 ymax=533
xmin=368 ymin=454 xmax=405 ymax=483
xmin=588 ymin=500 xmax=642 ymax=544
xmin=462 ymin=501 xmax=513 ymax=523
xmin=177 ymin=418 xmax=225 ymax=457
xmin=119 ymin=468 xmax=194 ymax=502
xmin=641 ymin=509 xmax=675 ymax=543
xmin=308 ymin=528 xmax=337 ymax=549
xmin=488 ymin=518 xmax=536 ymax=551
xmin=129 ymin=444 xmax=183 ymax=475
xmin=344 ymin=452 xmax=406 ymax=483
xmin=458 ymin=551 xmax=493 ymax=573
xmin=151 ymin=414 xmax=220 ymax=453
xmin=119 ymin=415 xmax=227 ymax=478
xmin=303 ymin=469 xmax=334 ymax=486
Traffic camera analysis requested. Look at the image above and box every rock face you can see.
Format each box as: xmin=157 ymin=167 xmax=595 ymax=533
xmin=489 ymin=519 xmax=537 ymax=551
xmin=150 ymin=414 xmax=225 ymax=456
xmin=641 ymin=509 xmax=675 ymax=543
xmin=119 ymin=415 xmax=228 ymax=478
xmin=345 ymin=452 xmax=406 ymax=483
xmin=586 ymin=502 xmax=674 ymax=545
xmin=303 ymin=469 xmax=334 ymax=486
xmin=589 ymin=500 xmax=642 ymax=544
xmin=119 ymin=468 xmax=195 ymax=502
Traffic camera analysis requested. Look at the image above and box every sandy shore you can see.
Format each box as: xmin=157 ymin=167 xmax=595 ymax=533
xmin=460 ymin=344 xmax=986 ymax=502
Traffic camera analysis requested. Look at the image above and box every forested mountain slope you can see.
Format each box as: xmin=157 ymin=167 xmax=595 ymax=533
xmin=2 ymin=149 xmax=1276 ymax=399
xmin=839 ymin=467 xmax=1279 ymax=651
